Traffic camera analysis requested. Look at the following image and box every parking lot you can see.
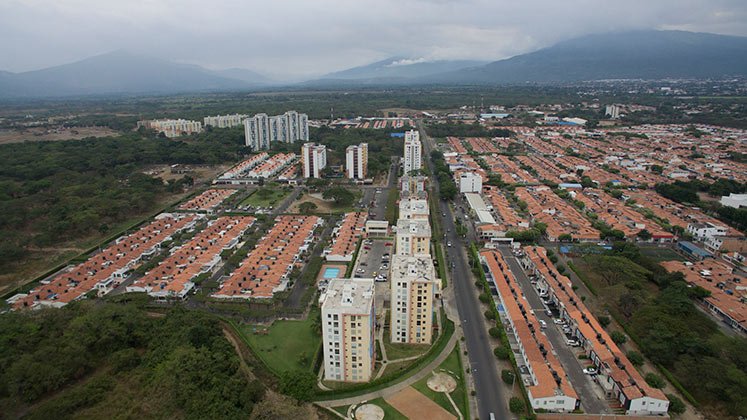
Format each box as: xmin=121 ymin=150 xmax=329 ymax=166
xmin=351 ymin=238 xmax=394 ymax=319
xmin=497 ymin=247 xmax=612 ymax=414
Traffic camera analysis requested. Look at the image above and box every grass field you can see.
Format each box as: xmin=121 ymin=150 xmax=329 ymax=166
xmin=639 ymin=246 xmax=685 ymax=262
xmin=384 ymin=335 xmax=429 ymax=361
xmin=412 ymin=346 xmax=468 ymax=418
xmin=366 ymin=398 xmax=408 ymax=420
xmin=238 ymin=317 xmax=320 ymax=374
xmin=240 ymin=188 xmax=290 ymax=208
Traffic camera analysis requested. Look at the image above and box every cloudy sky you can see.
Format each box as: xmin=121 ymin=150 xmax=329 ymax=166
xmin=1 ymin=0 xmax=746 ymax=80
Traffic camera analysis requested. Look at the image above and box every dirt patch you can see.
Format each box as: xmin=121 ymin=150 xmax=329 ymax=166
xmin=427 ymin=372 xmax=457 ymax=393
xmin=386 ymin=387 xmax=455 ymax=420
xmin=287 ymin=193 xmax=337 ymax=213
xmin=354 ymin=404 xmax=384 ymax=420
xmin=0 ymin=126 xmax=119 ymax=144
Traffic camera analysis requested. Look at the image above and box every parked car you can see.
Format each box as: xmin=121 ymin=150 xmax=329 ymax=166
xmin=447 ymin=241 xmax=452 ymax=247
xmin=539 ymin=320 xmax=547 ymax=329
xmin=384 ymin=242 xmax=393 ymax=246
xmin=553 ymin=319 xmax=565 ymax=325
xmin=364 ymin=246 xmax=371 ymax=250
xmin=566 ymin=339 xmax=580 ymax=346
xmin=545 ymin=309 xmax=553 ymax=317
xmin=583 ymin=367 xmax=597 ymax=375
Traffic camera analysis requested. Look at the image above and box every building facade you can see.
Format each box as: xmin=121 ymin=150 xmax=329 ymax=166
xmin=459 ymin=172 xmax=483 ymax=193
xmin=346 ymin=143 xmax=368 ymax=179
xmin=204 ymin=114 xmax=247 ymax=128
xmin=302 ymin=142 xmax=327 ymax=178
xmin=243 ymin=111 xmax=309 ymax=150
xmin=320 ymin=278 xmax=376 ymax=382
xmin=137 ymin=119 xmax=203 ymax=138
xmin=404 ymin=130 xmax=422 ymax=174
xmin=389 ymin=255 xmax=436 ymax=344
xmin=395 ymin=219 xmax=431 ymax=256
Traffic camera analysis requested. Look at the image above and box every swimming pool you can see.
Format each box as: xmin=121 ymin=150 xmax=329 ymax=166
xmin=323 ymin=267 xmax=341 ymax=279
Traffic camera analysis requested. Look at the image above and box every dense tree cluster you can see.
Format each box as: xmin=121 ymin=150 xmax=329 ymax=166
xmin=654 ymin=178 xmax=747 ymax=231
xmin=0 ymin=303 xmax=264 ymax=419
xmin=430 ymin=150 xmax=457 ymax=200
xmin=425 ymin=121 xmax=513 ymax=138
xmin=0 ymin=128 xmax=248 ymax=267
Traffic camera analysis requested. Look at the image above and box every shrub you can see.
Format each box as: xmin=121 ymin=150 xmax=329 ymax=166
xmin=557 ymin=265 xmax=566 ymax=274
xmin=610 ymin=330 xmax=627 ymax=345
xmin=478 ymin=293 xmax=490 ymax=304
xmin=598 ymin=315 xmax=611 ymax=328
xmin=488 ymin=327 xmax=501 ymax=338
xmin=666 ymin=393 xmax=686 ymax=416
xmin=501 ymin=369 xmax=515 ymax=384
xmin=493 ymin=346 xmax=510 ymax=360
xmin=627 ymin=350 xmax=644 ymax=367
xmin=645 ymin=373 xmax=665 ymax=389
xmin=509 ymin=397 xmax=525 ymax=413
xmin=484 ymin=310 xmax=496 ymax=320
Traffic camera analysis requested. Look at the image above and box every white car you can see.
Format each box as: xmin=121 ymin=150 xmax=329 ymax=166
xmin=539 ymin=320 xmax=547 ymax=329
xmin=566 ymin=339 xmax=580 ymax=347
xmin=583 ymin=367 xmax=597 ymax=375
xmin=447 ymin=241 xmax=452 ymax=247
xmin=553 ymin=319 xmax=565 ymax=325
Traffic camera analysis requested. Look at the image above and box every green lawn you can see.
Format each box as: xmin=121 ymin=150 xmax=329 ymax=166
xmin=238 ymin=317 xmax=320 ymax=374
xmin=240 ymin=188 xmax=291 ymax=208
xmin=412 ymin=346 xmax=468 ymax=418
xmin=383 ymin=329 xmax=430 ymax=360
xmin=365 ymin=398 xmax=408 ymax=420
xmin=639 ymin=246 xmax=685 ymax=262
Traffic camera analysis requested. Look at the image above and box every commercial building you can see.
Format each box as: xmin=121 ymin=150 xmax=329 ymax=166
xmin=403 ymin=130 xmax=422 ymax=174
xmin=395 ymin=218 xmax=431 ymax=256
xmin=345 ymin=143 xmax=368 ymax=179
xmin=320 ymin=278 xmax=376 ymax=382
xmin=720 ymin=193 xmax=747 ymax=209
xmin=389 ymin=254 xmax=437 ymax=344
xmin=137 ymin=119 xmax=203 ymax=138
xmin=203 ymin=114 xmax=247 ymax=128
xmin=459 ymin=172 xmax=482 ymax=193
xmin=302 ymin=143 xmax=327 ymax=178
xmin=243 ymin=111 xmax=309 ymax=150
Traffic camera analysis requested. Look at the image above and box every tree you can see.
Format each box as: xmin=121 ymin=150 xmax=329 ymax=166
xmin=494 ymin=346 xmax=510 ymax=360
xmin=645 ymin=372 xmax=666 ymax=389
xmin=610 ymin=330 xmax=627 ymax=345
xmin=666 ymin=394 xmax=686 ymax=416
xmin=558 ymin=233 xmax=573 ymax=242
xmin=322 ymin=187 xmax=355 ymax=207
xmin=488 ymin=327 xmax=501 ymax=338
xmin=509 ymin=397 xmax=525 ymax=414
xmin=598 ymin=315 xmax=611 ymax=328
xmin=501 ymin=369 xmax=515 ymax=384
xmin=299 ymin=201 xmax=318 ymax=215
xmin=279 ymin=370 xmax=316 ymax=402
xmin=637 ymin=229 xmax=652 ymax=241
xmin=250 ymin=392 xmax=319 ymax=420
xmin=627 ymin=351 xmax=644 ymax=367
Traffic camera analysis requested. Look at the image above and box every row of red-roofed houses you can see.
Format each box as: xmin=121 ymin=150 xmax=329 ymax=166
xmin=8 ymin=213 xmax=201 ymax=310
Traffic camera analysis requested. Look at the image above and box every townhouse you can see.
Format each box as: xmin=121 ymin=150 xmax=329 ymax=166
xmin=178 ymin=189 xmax=237 ymax=213
xmin=325 ymin=212 xmax=367 ymax=262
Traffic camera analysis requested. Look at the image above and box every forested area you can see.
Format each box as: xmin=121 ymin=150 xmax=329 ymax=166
xmin=654 ymin=178 xmax=747 ymax=231
xmin=590 ymin=243 xmax=747 ymax=416
xmin=424 ymin=121 xmax=513 ymax=138
xmin=0 ymin=302 xmax=266 ymax=419
xmin=0 ymin=127 xmax=248 ymax=268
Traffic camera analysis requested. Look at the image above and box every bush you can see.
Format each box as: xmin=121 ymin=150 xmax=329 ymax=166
xmin=627 ymin=350 xmax=644 ymax=367
xmin=493 ymin=346 xmax=510 ymax=360
xmin=598 ymin=315 xmax=611 ymax=328
xmin=484 ymin=310 xmax=496 ymax=320
xmin=556 ymin=265 xmax=566 ymax=274
xmin=478 ymin=293 xmax=490 ymax=304
xmin=501 ymin=369 xmax=515 ymax=384
xmin=666 ymin=393 xmax=686 ymax=416
xmin=509 ymin=396 xmax=525 ymax=414
xmin=488 ymin=327 xmax=501 ymax=338
xmin=610 ymin=330 xmax=627 ymax=345
xmin=645 ymin=372 xmax=666 ymax=389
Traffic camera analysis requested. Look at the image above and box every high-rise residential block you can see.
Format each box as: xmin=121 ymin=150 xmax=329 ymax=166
xmin=395 ymin=218 xmax=431 ymax=256
xmin=244 ymin=111 xmax=309 ymax=150
xmin=345 ymin=143 xmax=368 ymax=179
xmin=302 ymin=142 xmax=327 ymax=178
xmin=320 ymin=278 xmax=376 ymax=382
xmin=389 ymin=255 xmax=436 ymax=344
xmin=203 ymin=114 xmax=248 ymax=128
xmin=403 ymin=130 xmax=422 ymax=174
xmin=137 ymin=119 xmax=203 ymax=138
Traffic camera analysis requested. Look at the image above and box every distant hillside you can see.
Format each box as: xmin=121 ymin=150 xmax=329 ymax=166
xmin=314 ymin=57 xmax=487 ymax=83
xmin=0 ymin=51 xmax=270 ymax=98
xmin=428 ymin=30 xmax=747 ymax=84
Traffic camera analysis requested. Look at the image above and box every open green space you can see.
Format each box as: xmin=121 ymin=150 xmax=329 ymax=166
xmin=238 ymin=317 xmax=320 ymax=375
xmin=384 ymin=335 xmax=429 ymax=361
xmin=240 ymin=187 xmax=291 ymax=208
xmin=364 ymin=398 xmax=408 ymax=420
xmin=412 ymin=345 xmax=468 ymax=418
xmin=638 ymin=246 xmax=685 ymax=262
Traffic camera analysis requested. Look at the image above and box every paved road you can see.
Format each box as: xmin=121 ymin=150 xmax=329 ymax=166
xmin=498 ymin=248 xmax=611 ymax=414
xmin=419 ymin=120 xmax=511 ymax=420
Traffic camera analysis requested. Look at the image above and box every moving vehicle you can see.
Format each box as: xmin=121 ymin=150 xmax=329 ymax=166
xmin=447 ymin=241 xmax=452 ymax=247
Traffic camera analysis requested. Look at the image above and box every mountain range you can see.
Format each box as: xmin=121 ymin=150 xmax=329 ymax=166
xmin=1 ymin=30 xmax=746 ymax=98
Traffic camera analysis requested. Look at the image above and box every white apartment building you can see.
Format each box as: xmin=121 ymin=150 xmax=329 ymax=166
xmin=243 ymin=111 xmax=309 ymax=150
xmin=390 ymin=255 xmax=437 ymax=344
xmin=395 ymin=219 xmax=431 ymax=256
xmin=302 ymin=143 xmax=327 ymax=179
xmin=320 ymin=278 xmax=376 ymax=382
xmin=400 ymin=175 xmax=427 ymax=195
xmin=404 ymin=130 xmax=422 ymax=174
xmin=720 ymin=193 xmax=747 ymax=209
xmin=137 ymin=119 xmax=202 ymax=138
xmin=687 ymin=222 xmax=728 ymax=242
xmin=605 ymin=104 xmax=621 ymax=119
xmin=346 ymin=143 xmax=368 ymax=179
xmin=204 ymin=114 xmax=247 ymax=128
xmin=399 ymin=198 xmax=429 ymax=220
xmin=459 ymin=172 xmax=482 ymax=193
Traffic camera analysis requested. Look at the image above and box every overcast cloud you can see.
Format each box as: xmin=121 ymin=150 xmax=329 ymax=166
xmin=1 ymin=0 xmax=745 ymax=80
